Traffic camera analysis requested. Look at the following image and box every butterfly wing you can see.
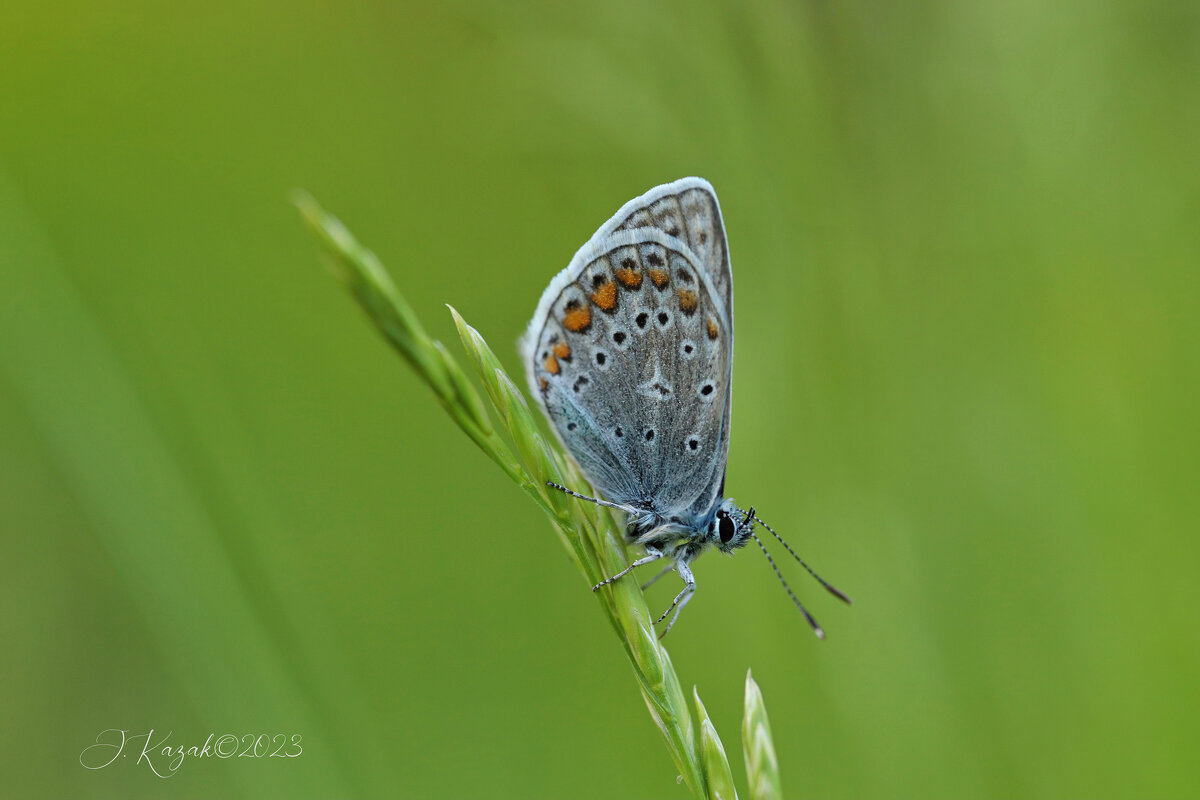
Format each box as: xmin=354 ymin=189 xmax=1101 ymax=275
xmin=599 ymin=177 xmax=734 ymax=520
xmin=595 ymin=177 xmax=732 ymax=325
xmin=522 ymin=180 xmax=733 ymax=521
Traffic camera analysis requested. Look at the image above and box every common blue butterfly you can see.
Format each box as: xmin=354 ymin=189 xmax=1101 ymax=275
xmin=522 ymin=178 xmax=849 ymax=637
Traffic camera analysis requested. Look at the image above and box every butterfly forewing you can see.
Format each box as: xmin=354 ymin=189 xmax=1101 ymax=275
xmin=600 ymin=179 xmax=733 ymax=321
xmin=526 ymin=219 xmax=732 ymax=520
xmin=605 ymin=178 xmax=734 ymax=520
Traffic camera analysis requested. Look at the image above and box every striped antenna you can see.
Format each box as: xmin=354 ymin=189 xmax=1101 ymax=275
xmin=754 ymin=515 xmax=852 ymax=605
xmin=750 ymin=531 xmax=825 ymax=639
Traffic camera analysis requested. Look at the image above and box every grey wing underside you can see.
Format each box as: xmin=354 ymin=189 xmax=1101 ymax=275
xmin=521 ymin=178 xmax=734 ymax=522
xmin=603 ymin=177 xmax=733 ymax=320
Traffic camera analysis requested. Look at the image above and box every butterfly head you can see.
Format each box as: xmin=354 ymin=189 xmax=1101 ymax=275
xmin=711 ymin=499 xmax=756 ymax=553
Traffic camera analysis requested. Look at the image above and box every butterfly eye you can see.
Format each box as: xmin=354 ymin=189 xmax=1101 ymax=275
xmin=718 ymin=514 xmax=736 ymax=544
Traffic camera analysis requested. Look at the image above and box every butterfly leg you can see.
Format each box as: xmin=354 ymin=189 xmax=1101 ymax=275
xmin=654 ymin=557 xmax=696 ymax=639
xmin=640 ymin=561 xmax=676 ymax=591
xmin=591 ymin=547 xmax=664 ymax=592
xmin=546 ymin=481 xmax=641 ymax=515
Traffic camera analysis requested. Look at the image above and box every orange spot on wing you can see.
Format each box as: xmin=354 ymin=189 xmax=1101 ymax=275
xmin=677 ymin=289 xmax=698 ymax=315
xmin=706 ymin=317 xmax=719 ymax=340
xmin=648 ymin=268 xmax=669 ymax=289
xmin=590 ymin=280 xmax=618 ymax=312
xmin=538 ymin=377 xmax=548 ymax=393
xmin=615 ymin=267 xmax=642 ymax=288
xmin=543 ymin=355 xmax=560 ymax=375
xmin=552 ymin=342 xmax=571 ymax=359
xmin=562 ymin=301 xmax=592 ymax=332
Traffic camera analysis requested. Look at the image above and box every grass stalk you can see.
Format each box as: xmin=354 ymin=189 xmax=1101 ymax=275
xmin=296 ymin=192 xmax=786 ymax=799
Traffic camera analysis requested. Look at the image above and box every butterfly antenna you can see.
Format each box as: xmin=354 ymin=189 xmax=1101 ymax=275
xmin=750 ymin=532 xmax=825 ymax=639
xmin=545 ymin=481 xmax=641 ymax=515
xmin=754 ymin=516 xmax=852 ymax=605
xmin=740 ymin=506 xmax=759 ymax=534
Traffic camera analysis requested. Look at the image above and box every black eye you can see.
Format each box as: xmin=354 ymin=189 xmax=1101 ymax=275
xmin=718 ymin=514 xmax=736 ymax=544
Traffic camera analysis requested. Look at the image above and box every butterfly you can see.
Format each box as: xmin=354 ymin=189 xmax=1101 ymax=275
xmin=521 ymin=177 xmax=849 ymax=638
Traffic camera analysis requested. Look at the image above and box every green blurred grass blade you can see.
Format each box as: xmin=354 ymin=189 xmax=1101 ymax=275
xmin=0 ymin=175 xmax=358 ymax=797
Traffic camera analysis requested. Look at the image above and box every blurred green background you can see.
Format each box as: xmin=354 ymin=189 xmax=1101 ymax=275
xmin=2 ymin=1 xmax=1197 ymax=797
